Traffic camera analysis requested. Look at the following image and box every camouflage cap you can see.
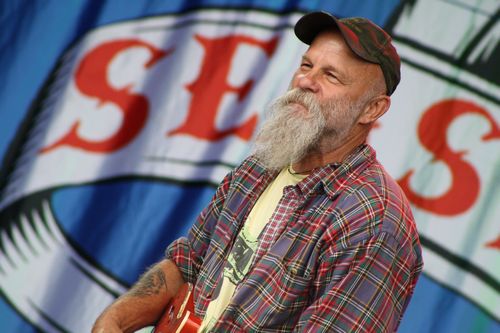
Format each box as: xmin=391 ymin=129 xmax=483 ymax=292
xmin=294 ymin=11 xmax=401 ymax=96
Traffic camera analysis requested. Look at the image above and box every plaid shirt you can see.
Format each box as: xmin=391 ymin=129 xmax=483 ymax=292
xmin=166 ymin=144 xmax=423 ymax=332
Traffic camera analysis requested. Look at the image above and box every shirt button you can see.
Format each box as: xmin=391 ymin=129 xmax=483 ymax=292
xmin=291 ymin=268 xmax=298 ymax=275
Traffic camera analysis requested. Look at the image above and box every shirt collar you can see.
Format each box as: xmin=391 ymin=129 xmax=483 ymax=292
xmin=295 ymin=144 xmax=376 ymax=198
xmin=249 ymin=144 xmax=376 ymax=199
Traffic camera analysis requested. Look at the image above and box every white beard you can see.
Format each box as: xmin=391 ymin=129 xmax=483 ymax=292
xmin=252 ymin=88 xmax=364 ymax=171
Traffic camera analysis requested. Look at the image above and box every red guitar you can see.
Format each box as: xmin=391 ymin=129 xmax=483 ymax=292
xmin=153 ymin=283 xmax=202 ymax=333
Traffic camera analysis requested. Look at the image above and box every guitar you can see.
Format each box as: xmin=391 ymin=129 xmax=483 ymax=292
xmin=153 ymin=283 xmax=202 ymax=333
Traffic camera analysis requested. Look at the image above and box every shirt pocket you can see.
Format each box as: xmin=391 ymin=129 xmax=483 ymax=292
xmin=267 ymin=251 xmax=312 ymax=299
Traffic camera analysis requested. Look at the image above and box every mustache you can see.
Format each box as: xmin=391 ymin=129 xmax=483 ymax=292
xmin=279 ymin=88 xmax=319 ymax=109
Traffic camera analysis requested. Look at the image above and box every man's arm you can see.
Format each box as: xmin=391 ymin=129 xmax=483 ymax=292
xmin=92 ymin=259 xmax=185 ymax=333
xmin=92 ymin=165 xmax=238 ymax=332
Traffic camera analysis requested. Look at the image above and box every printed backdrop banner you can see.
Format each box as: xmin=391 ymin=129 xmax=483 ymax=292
xmin=0 ymin=0 xmax=498 ymax=332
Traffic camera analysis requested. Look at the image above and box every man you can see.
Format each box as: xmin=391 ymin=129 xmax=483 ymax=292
xmin=93 ymin=11 xmax=423 ymax=332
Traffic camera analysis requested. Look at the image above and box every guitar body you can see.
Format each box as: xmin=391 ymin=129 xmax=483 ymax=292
xmin=153 ymin=283 xmax=201 ymax=333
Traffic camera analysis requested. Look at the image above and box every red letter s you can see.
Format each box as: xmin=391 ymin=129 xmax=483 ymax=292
xmin=398 ymin=99 xmax=500 ymax=216
xmin=41 ymin=39 xmax=170 ymax=153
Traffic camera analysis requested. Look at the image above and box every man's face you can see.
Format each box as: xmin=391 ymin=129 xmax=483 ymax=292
xmin=290 ymin=30 xmax=383 ymax=114
xmin=252 ymin=30 xmax=383 ymax=171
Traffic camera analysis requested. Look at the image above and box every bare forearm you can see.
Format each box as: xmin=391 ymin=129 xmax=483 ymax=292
xmin=92 ymin=259 xmax=185 ymax=333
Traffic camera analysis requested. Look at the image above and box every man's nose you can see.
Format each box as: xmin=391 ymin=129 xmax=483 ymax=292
xmin=295 ymin=72 xmax=320 ymax=93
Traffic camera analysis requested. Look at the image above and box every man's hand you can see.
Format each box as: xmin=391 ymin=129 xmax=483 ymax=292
xmin=91 ymin=259 xmax=185 ymax=333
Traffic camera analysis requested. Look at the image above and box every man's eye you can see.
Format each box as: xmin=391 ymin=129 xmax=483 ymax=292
xmin=300 ymin=63 xmax=312 ymax=69
xmin=326 ymin=72 xmax=339 ymax=81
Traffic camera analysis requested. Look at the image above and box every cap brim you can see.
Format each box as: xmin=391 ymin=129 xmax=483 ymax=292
xmin=294 ymin=11 xmax=341 ymax=45
xmin=294 ymin=11 xmax=379 ymax=64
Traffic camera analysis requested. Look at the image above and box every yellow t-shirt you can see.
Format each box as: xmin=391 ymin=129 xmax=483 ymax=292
xmin=199 ymin=167 xmax=306 ymax=332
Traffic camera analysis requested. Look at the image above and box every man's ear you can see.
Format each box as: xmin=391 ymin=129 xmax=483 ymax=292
xmin=358 ymin=95 xmax=391 ymax=125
